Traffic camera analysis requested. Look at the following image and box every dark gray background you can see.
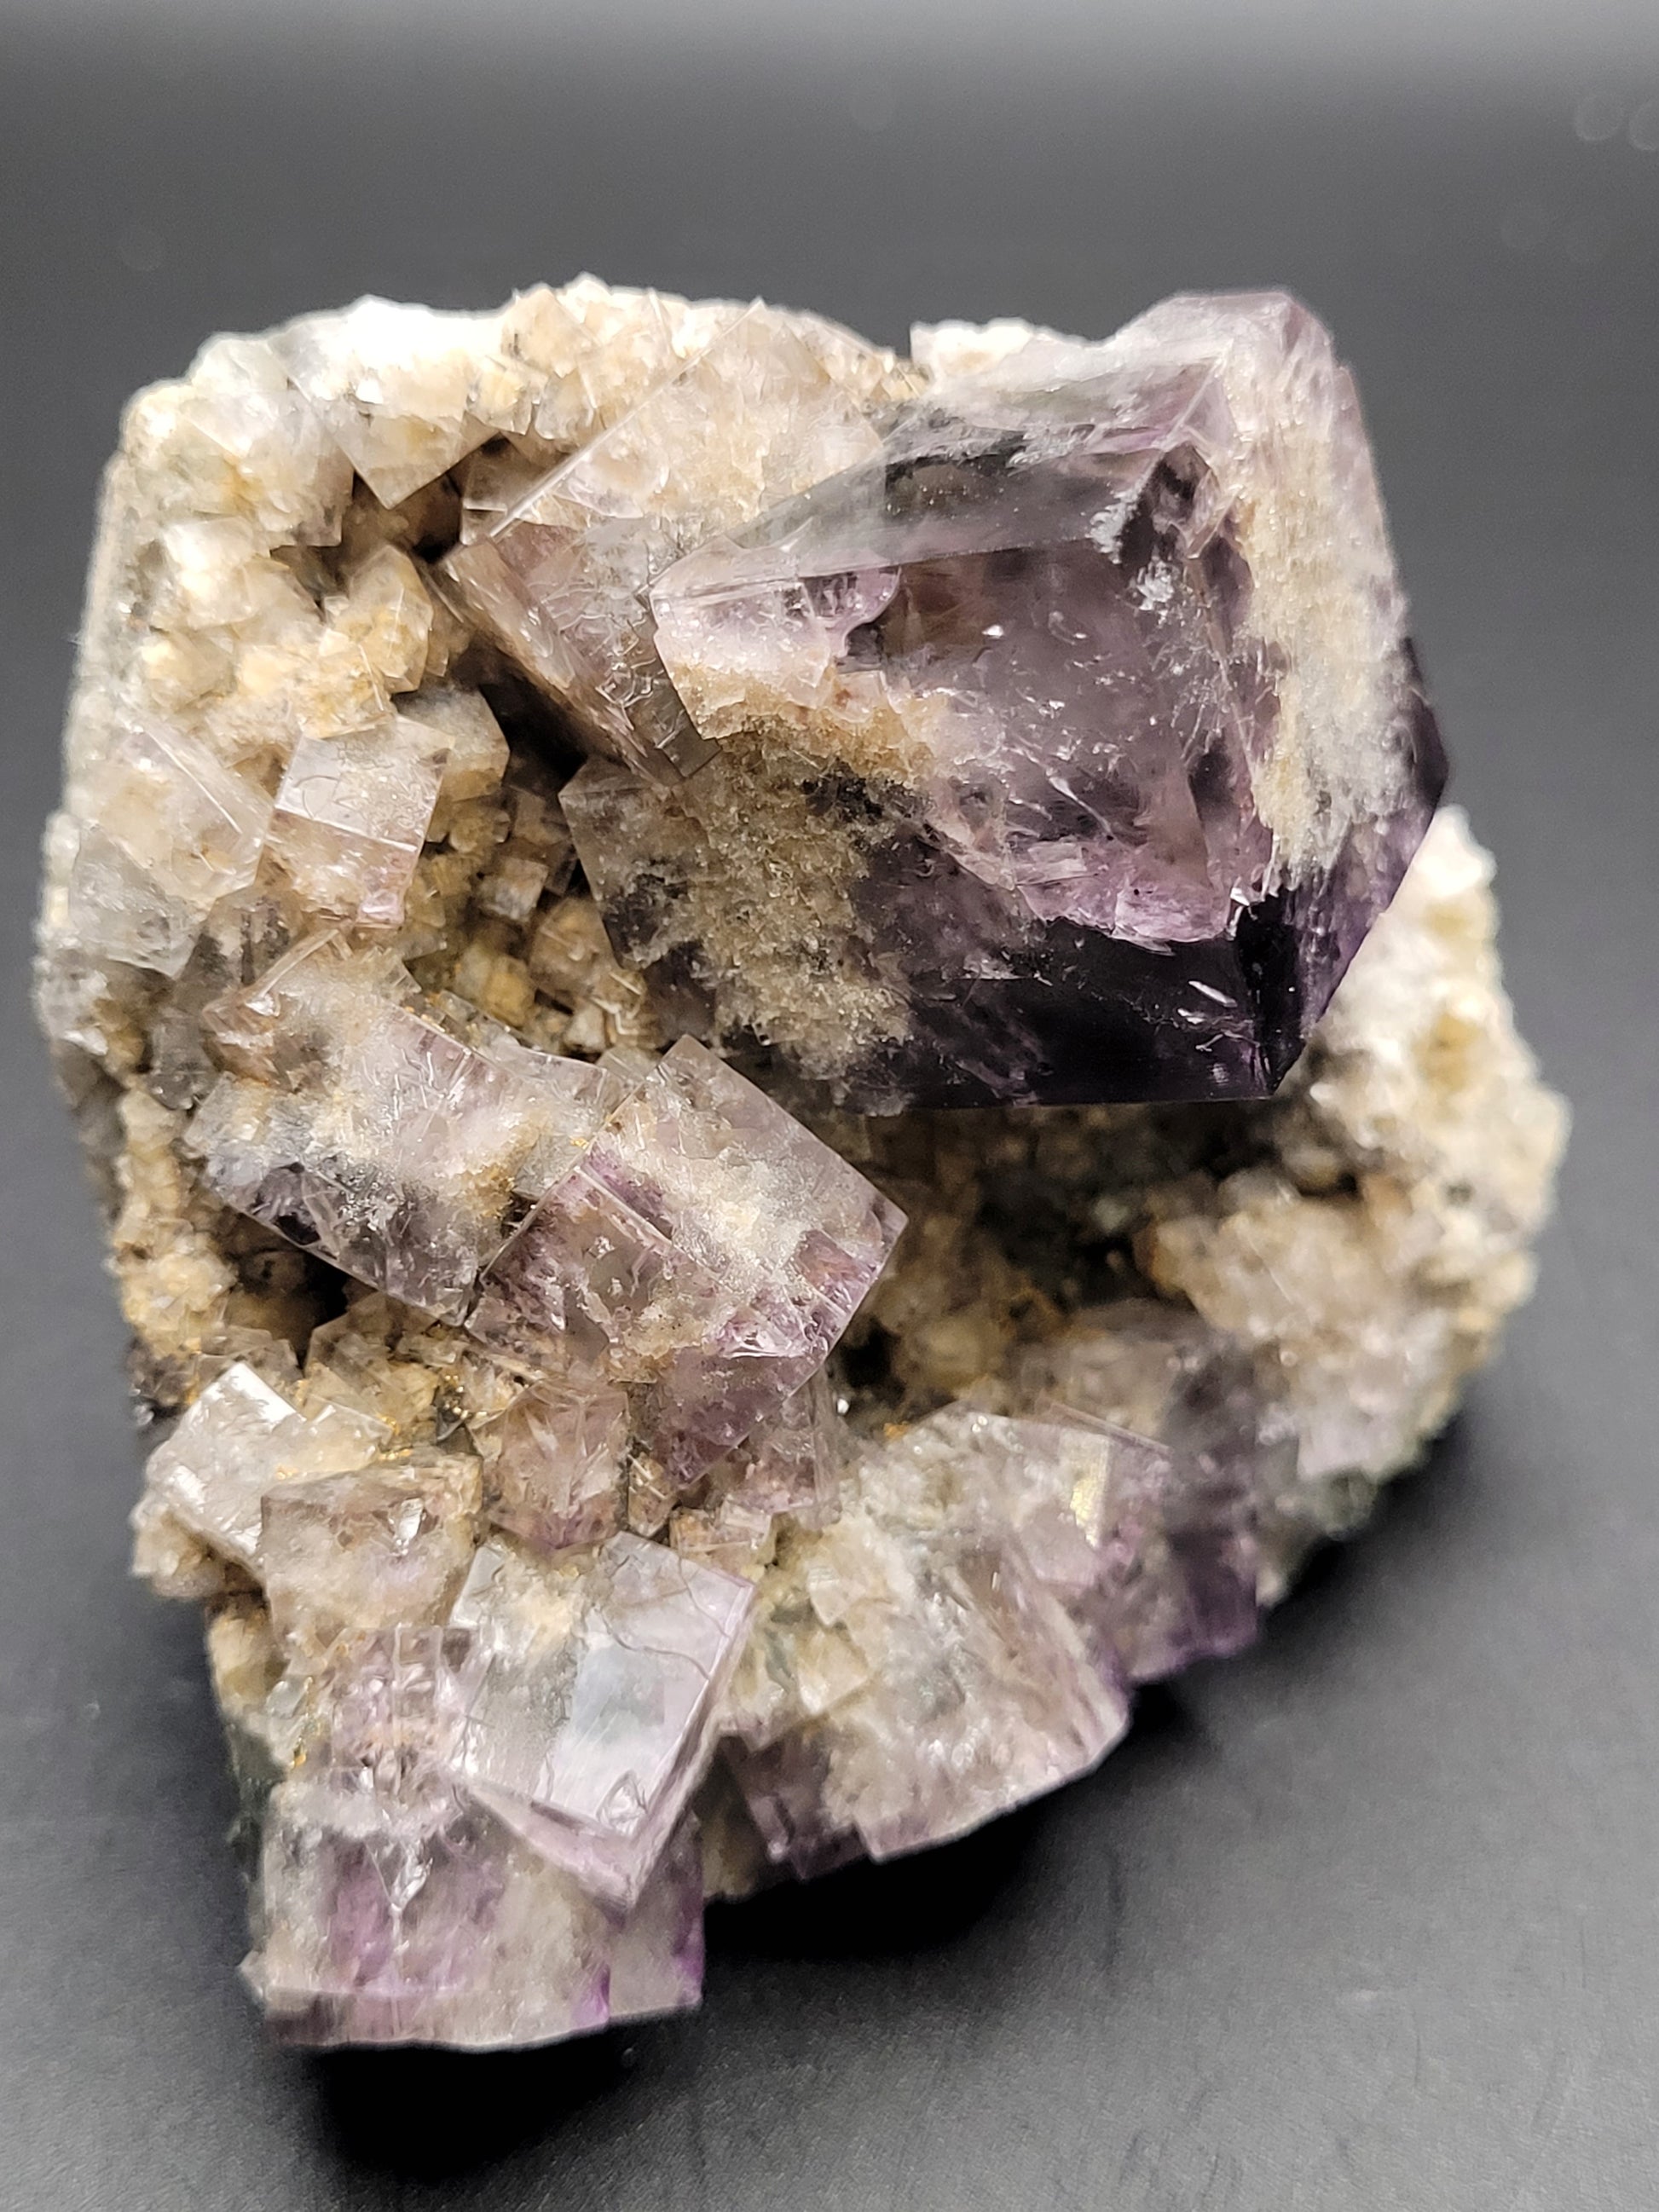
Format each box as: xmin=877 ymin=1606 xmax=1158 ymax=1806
xmin=3 ymin=4 xmax=1656 ymax=2206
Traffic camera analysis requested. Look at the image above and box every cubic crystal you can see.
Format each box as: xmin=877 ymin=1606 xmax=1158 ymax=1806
xmin=264 ymin=710 xmax=450 ymax=929
xmin=446 ymin=1533 xmax=754 ymax=1909
xmin=261 ymin=1454 xmax=482 ymax=1654
xmin=478 ymin=1375 xmax=633 ymax=1556
xmin=467 ymin=1035 xmax=906 ymax=1485
xmin=725 ymin=1493 xmax=1130 ymax=1873
xmin=55 ymin=717 xmax=272 ymax=979
xmin=244 ymin=1627 xmax=704 ymax=2047
xmin=190 ymin=933 xmax=622 ymax=1320
xmin=442 ymin=304 xmax=888 ymax=780
xmin=142 ymin=1361 xmax=390 ymax=1574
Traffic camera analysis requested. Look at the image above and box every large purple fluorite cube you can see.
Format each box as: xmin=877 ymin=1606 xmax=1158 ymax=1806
xmin=564 ymin=292 xmax=1444 ymax=1111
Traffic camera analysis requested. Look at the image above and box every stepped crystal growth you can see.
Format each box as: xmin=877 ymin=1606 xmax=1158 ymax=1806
xmin=37 ymin=279 xmax=1563 ymax=2050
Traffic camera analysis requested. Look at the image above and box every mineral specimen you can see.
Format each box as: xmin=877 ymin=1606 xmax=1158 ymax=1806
xmin=37 ymin=278 xmax=1564 ymax=2053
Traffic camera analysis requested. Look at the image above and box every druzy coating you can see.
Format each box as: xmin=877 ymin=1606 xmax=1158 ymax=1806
xmin=34 ymin=277 xmax=1562 ymax=2056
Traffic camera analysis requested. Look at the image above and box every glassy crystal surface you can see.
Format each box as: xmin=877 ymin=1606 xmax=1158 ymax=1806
xmin=725 ymin=1501 xmax=1130 ymax=1873
xmin=447 ymin=1533 xmax=754 ymax=1908
xmin=245 ymin=1626 xmax=705 ymax=2048
xmin=190 ymin=933 xmax=621 ymax=1320
xmin=442 ymin=306 xmax=887 ymax=781
xmin=670 ymin=1368 xmax=842 ymax=1573
xmin=568 ymin=292 xmax=1445 ymax=1110
xmin=267 ymin=298 xmax=507 ymax=508
xmin=898 ymin=1404 xmax=1260 ymax=1687
xmin=265 ymin=711 xmax=450 ymax=928
xmin=469 ymin=1036 xmax=906 ymax=1484
xmin=55 ymin=718 xmax=273 ymax=979
xmin=261 ymin=1454 xmax=482 ymax=1653
xmin=479 ymin=1376 xmax=633 ymax=1556
xmin=143 ymin=1361 xmax=389 ymax=1572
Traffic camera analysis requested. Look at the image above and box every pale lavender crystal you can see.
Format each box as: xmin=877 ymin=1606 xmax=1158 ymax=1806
xmin=727 ymin=1519 xmax=1129 ymax=1874
xmin=1068 ymin=1416 xmax=1261 ymax=1684
xmin=190 ymin=933 xmax=622 ymax=1320
xmin=250 ymin=1782 xmax=513 ymax=2045
xmin=718 ymin=1737 xmax=860 ymax=1884
xmin=479 ymin=1376 xmax=633 ymax=1556
xmin=708 ymin=1367 xmax=842 ymax=1528
xmin=245 ymin=1626 xmax=704 ymax=2048
xmin=468 ymin=1037 xmax=905 ymax=1486
xmin=670 ymin=1369 xmax=843 ymax=1572
xmin=718 ymin=1389 xmax=1278 ymax=1880
xmin=142 ymin=1361 xmax=389 ymax=1573
xmin=298 ymin=1624 xmax=485 ymax=1787
xmin=53 ymin=716 xmax=272 ymax=979
xmin=263 ymin=710 xmax=450 ymax=929
xmin=446 ymin=1532 xmax=754 ymax=1909
xmin=569 ymin=291 xmax=1445 ymax=1111
xmin=250 ymin=1785 xmax=705 ymax=2050
xmin=260 ymin=1456 xmax=481 ymax=1654
xmin=932 ymin=1405 xmax=1260 ymax=1686
xmin=1011 ymin=1296 xmax=1298 ymax=1620
xmin=38 ymin=280 xmax=1552 ymax=2062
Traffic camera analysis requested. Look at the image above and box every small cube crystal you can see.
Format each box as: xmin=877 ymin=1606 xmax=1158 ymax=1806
xmin=265 ymin=712 xmax=448 ymax=928
xmin=468 ymin=1037 xmax=905 ymax=1483
xmin=446 ymin=1532 xmax=754 ymax=1908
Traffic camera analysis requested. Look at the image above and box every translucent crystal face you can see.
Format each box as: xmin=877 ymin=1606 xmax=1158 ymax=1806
xmin=652 ymin=382 xmax=1265 ymax=950
xmin=146 ymin=1362 xmax=390 ymax=1572
xmin=35 ymin=274 xmax=1564 ymax=2059
xmin=447 ymin=1533 xmax=754 ymax=1909
xmin=190 ymin=933 xmax=629 ymax=1320
xmin=479 ymin=1375 xmax=633 ymax=1556
xmin=468 ymin=1037 xmax=906 ymax=1483
xmin=564 ymin=292 xmax=1444 ymax=1111
xmin=55 ymin=718 xmax=274 ymax=978
xmin=265 ymin=710 xmax=450 ymax=928
xmin=260 ymin=1456 xmax=482 ymax=1653
xmin=246 ymin=1620 xmax=706 ymax=2050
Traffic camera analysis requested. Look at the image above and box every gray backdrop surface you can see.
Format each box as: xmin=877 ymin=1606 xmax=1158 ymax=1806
xmin=2 ymin=8 xmax=1656 ymax=2206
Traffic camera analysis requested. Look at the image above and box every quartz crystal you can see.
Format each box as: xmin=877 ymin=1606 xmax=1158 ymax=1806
xmin=36 ymin=278 xmax=1564 ymax=2054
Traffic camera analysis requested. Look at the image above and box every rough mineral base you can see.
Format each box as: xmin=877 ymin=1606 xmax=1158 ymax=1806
xmin=36 ymin=279 xmax=1564 ymax=2051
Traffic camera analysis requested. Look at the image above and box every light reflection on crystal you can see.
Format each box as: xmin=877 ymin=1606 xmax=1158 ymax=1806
xmin=447 ymin=1532 xmax=754 ymax=1909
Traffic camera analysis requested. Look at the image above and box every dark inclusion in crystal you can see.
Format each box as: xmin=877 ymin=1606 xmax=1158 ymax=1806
xmin=550 ymin=292 xmax=1445 ymax=1112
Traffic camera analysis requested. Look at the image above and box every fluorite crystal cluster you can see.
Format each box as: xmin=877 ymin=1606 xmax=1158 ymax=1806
xmin=37 ymin=278 xmax=1564 ymax=2051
